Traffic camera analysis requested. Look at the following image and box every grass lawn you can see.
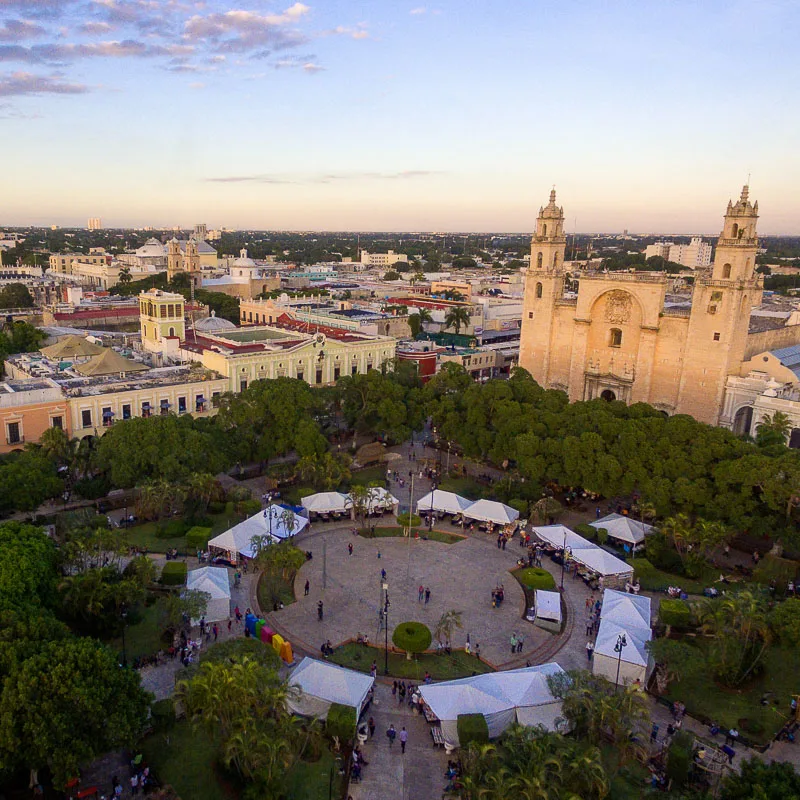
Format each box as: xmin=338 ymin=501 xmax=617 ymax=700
xmin=632 ymin=558 xmax=712 ymax=596
xmin=329 ymin=642 xmax=493 ymax=680
xmin=349 ymin=465 xmax=388 ymax=486
xmin=513 ymin=567 xmax=556 ymax=591
xmin=663 ymin=643 xmax=794 ymax=745
xmin=141 ymin=720 xmax=238 ymax=800
xmin=257 ymin=570 xmax=296 ymax=610
xmin=358 ymin=526 xmax=464 ymax=544
xmin=111 ymin=601 xmax=167 ymax=661
xmin=122 ymin=512 xmax=236 ymax=555
xmin=285 ymin=749 xmax=345 ymax=800
xmin=438 ymin=475 xmax=484 ymax=500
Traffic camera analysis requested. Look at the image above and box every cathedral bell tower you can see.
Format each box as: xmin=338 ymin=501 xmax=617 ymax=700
xmin=519 ymin=189 xmax=568 ymax=385
xmin=712 ymin=185 xmax=759 ymax=282
xmin=184 ymin=237 xmax=201 ymax=289
xmin=166 ymin=238 xmax=182 ymax=282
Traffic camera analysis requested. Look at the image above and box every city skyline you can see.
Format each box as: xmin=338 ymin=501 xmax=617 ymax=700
xmin=1 ymin=0 xmax=798 ymax=232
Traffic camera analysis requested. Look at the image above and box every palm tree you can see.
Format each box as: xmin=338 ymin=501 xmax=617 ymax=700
xmin=658 ymin=512 xmax=692 ymax=561
xmin=118 ymin=266 xmax=132 ymax=285
xmin=756 ymin=410 xmax=792 ymax=445
xmin=444 ymin=305 xmax=471 ymax=336
xmin=348 ymin=484 xmax=370 ymax=530
xmin=434 ymin=609 xmax=463 ymax=648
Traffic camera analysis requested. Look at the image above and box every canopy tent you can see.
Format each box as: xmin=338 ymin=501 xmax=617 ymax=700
xmin=415 ymin=490 xmax=472 ymax=516
xmin=208 ymin=506 xmax=309 ymax=560
xmin=301 ymin=492 xmax=350 ymax=515
xmin=463 ymin=499 xmax=519 ymax=526
xmin=364 ymin=487 xmax=399 ymax=513
xmin=287 ymin=657 xmax=375 ymax=720
xmin=41 ymin=334 xmax=104 ymax=360
xmin=534 ymin=589 xmax=562 ymax=632
xmin=532 ymin=524 xmax=597 ymax=552
xmin=533 ymin=525 xmax=634 ymax=582
xmin=592 ymin=589 xmax=653 ymax=686
xmin=186 ymin=566 xmax=230 ymax=624
xmin=590 ymin=514 xmax=653 ymax=547
xmin=418 ymin=663 xmax=566 ymax=748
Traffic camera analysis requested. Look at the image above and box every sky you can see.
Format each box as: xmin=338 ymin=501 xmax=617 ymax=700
xmin=0 ymin=0 xmax=798 ymax=233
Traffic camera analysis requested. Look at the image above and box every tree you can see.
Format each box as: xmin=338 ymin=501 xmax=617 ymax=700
xmin=769 ymin=598 xmax=800 ymax=648
xmin=443 ymin=305 xmax=471 ymax=335
xmin=383 ymin=270 xmax=401 ymax=281
xmin=434 ymin=609 xmax=463 ymax=647
xmin=0 ymin=638 xmax=151 ymax=788
xmin=254 ymin=541 xmax=306 ymax=583
xmin=348 ymin=484 xmax=371 ymax=530
xmin=392 ymin=621 xmax=432 ymax=660
xmin=0 ymin=282 xmax=34 ymax=309
xmin=721 ymin=758 xmax=800 ymax=800
xmin=0 ymin=522 xmax=58 ymax=607
xmin=159 ymin=589 xmax=209 ymax=634
xmin=0 ymin=449 xmax=63 ymax=513
xmin=646 ymin=638 xmax=705 ymax=693
xmin=118 ymin=266 xmax=132 ymax=285
xmin=756 ymin=411 xmax=792 ymax=448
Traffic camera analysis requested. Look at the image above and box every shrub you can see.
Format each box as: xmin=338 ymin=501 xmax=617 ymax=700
xmin=659 ymin=599 xmax=695 ymax=629
xmin=457 ymin=713 xmax=489 ymax=747
xmin=514 ymin=567 xmax=556 ymax=591
xmin=666 ymin=731 xmax=693 ymax=788
xmin=753 ymin=554 xmax=798 ymax=587
xmin=769 ymin=598 xmax=800 ymax=648
xmin=594 ymin=527 xmax=609 ymax=545
xmin=185 ymin=526 xmax=212 ymax=551
xmin=326 ymin=702 xmax=356 ymax=743
xmin=397 ymin=512 xmax=421 ymax=528
xmin=209 ymin=501 xmax=225 ymax=514
xmin=157 ymin=519 xmax=187 ymax=539
xmin=508 ymin=498 xmax=528 ymax=518
xmin=574 ymin=523 xmax=597 ymax=541
xmin=240 ymin=499 xmax=261 ymax=517
xmin=646 ymin=533 xmax=684 ymax=573
xmin=297 ymin=487 xmax=316 ymax=500
xmin=150 ymin=699 xmax=176 ymax=732
xmin=160 ymin=562 xmax=187 ymax=586
xmin=73 ymin=475 xmax=111 ymax=500
xmin=392 ymin=621 xmax=432 ymax=654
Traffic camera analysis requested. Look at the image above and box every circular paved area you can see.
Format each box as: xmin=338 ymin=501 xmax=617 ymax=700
xmin=271 ymin=525 xmax=566 ymax=668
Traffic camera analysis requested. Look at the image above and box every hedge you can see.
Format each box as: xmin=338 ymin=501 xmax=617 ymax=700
xmin=160 ymin=562 xmax=188 ymax=586
xmin=209 ymin=501 xmax=226 ymax=514
xmin=514 ymin=567 xmax=556 ymax=591
xmin=574 ymin=523 xmax=597 ymax=541
xmin=186 ymin=526 xmax=213 ymax=551
xmin=457 ymin=713 xmax=489 ymax=747
xmin=392 ymin=622 xmax=432 ymax=653
xmin=659 ymin=599 xmax=695 ymax=629
xmin=240 ymin=499 xmax=262 ymax=517
xmin=326 ymin=702 xmax=356 ymax=743
xmin=157 ymin=519 xmax=187 ymax=539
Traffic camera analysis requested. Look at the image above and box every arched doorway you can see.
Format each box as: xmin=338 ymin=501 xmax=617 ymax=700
xmin=733 ymin=406 xmax=753 ymax=436
xmin=790 ymin=429 xmax=800 ymax=449
xmin=601 ymin=389 xmax=616 ymax=402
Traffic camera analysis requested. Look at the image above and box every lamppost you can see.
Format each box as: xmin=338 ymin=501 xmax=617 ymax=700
xmin=614 ymin=633 xmax=628 ymax=693
xmin=382 ymin=582 xmax=390 ymax=675
xmin=559 ymin=543 xmax=572 ymax=591
xmin=120 ymin=606 xmax=128 ymax=668
xmin=429 ymin=482 xmax=437 ymax=530
xmin=445 ymin=441 xmax=452 ymax=475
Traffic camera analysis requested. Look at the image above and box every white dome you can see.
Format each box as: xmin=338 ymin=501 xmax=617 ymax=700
xmin=135 ymin=238 xmax=167 ymax=257
xmin=233 ymin=247 xmax=256 ymax=268
xmin=194 ymin=310 xmax=237 ymax=332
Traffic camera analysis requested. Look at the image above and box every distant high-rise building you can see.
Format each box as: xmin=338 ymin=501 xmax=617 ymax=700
xmin=194 ymin=223 xmax=208 ymax=241
xmin=668 ymin=237 xmax=713 ymax=269
xmin=87 ymin=217 xmax=102 ymax=231
xmin=644 ymin=241 xmax=674 ymax=260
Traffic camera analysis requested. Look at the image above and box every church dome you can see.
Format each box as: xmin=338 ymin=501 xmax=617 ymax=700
xmin=194 ymin=310 xmax=237 ymax=332
xmin=135 ymin=238 xmax=167 ymax=257
xmin=233 ymin=248 xmax=257 ymax=268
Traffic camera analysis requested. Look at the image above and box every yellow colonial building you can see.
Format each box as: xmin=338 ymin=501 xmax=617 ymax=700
xmin=519 ymin=187 xmax=763 ymax=425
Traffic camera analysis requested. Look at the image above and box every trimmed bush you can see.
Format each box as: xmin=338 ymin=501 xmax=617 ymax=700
xmin=157 ymin=519 xmax=187 ymax=539
xmin=508 ymin=498 xmax=528 ymax=518
xmin=397 ymin=512 xmax=421 ymax=528
xmin=209 ymin=501 xmax=225 ymax=514
xmin=185 ymin=526 xmax=212 ymax=551
xmin=457 ymin=713 xmax=489 ymax=747
xmin=594 ymin=527 xmax=609 ymax=545
xmin=160 ymin=561 xmax=187 ymax=586
xmin=392 ymin=621 xmax=432 ymax=654
xmin=514 ymin=567 xmax=556 ymax=591
xmin=659 ymin=599 xmax=695 ymax=629
xmin=326 ymin=702 xmax=356 ymax=743
xmin=150 ymin=699 xmax=176 ymax=732
xmin=574 ymin=523 xmax=597 ymax=541
xmin=240 ymin=499 xmax=261 ymax=517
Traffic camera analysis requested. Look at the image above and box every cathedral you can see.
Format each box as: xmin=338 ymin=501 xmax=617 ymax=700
xmin=518 ymin=186 xmax=763 ymax=426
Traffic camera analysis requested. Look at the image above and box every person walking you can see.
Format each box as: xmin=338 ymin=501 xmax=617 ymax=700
xmin=227 ymin=617 xmax=232 ymax=632
xmin=348 ymin=542 xmax=354 ymax=556
xmin=381 ymin=568 xmax=387 ymax=582
xmin=586 ymin=640 xmax=594 ymax=661
xmin=317 ymin=601 xmax=324 ymax=620
xmin=516 ymin=634 xmax=524 ymax=653
xmin=510 ymin=633 xmax=517 ymax=654
xmin=399 ymin=727 xmax=408 ymax=754
xmin=386 ymin=724 xmax=397 ymax=747
xmin=424 ymin=587 xmax=431 ymax=604
xmin=304 ymin=579 xmax=310 ymax=596
xmin=586 ymin=616 xmax=594 ymax=636
xmin=418 ymin=584 xmax=424 ymax=602
xmin=212 ymin=623 xmax=218 ymax=641
xmin=368 ymin=716 xmax=376 ymax=738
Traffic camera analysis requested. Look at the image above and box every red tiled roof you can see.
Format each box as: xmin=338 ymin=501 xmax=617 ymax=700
xmin=271 ymin=313 xmax=365 ymax=343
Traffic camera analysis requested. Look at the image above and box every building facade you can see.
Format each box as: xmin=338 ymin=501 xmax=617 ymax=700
xmin=360 ymin=250 xmax=409 ymax=268
xmin=0 ymin=380 xmax=70 ymax=454
xmin=519 ymin=187 xmax=762 ymax=425
xmin=669 ymin=237 xmax=713 ymax=268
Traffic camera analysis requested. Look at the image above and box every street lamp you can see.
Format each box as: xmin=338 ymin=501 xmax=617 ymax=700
xmin=429 ymin=482 xmax=437 ymax=530
xmin=120 ymin=606 xmax=129 ymax=668
xmin=382 ymin=582 xmax=390 ymax=675
xmin=614 ymin=633 xmax=628 ymax=693
xmin=559 ymin=543 xmax=572 ymax=591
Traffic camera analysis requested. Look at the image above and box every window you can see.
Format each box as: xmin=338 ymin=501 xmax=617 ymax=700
xmin=528 ymin=311 xmax=534 ymax=319
xmin=609 ymin=328 xmax=622 ymax=348
xmin=121 ymin=404 xmax=131 ymax=420
xmin=248 ymin=312 xmax=252 ymax=322
xmin=141 ymin=402 xmax=151 ymax=418
xmin=352 ymin=364 xmax=358 ymax=375
xmin=732 ymin=223 xmax=738 ymax=238
xmin=196 ymin=394 xmax=206 ymax=411
xmin=542 ymin=224 xmax=547 ymax=237
xmin=240 ymin=379 xmax=247 ymax=391
xmin=212 ymin=392 xmax=221 ymax=406
xmin=81 ymin=409 xmax=92 ymax=428
xmin=51 ymin=416 xmax=63 ymax=429
xmin=713 ymin=332 xmax=721 ymax=341
xmin=6 ymin=421 xmax=21 ymax=444
xmin=297 ymin=370 xmax=304 ymax=382
xmin=722 ymin=263 xmax=732 ymax=279
xmin=160 ymin=305 xmax=166 ymax=318
xmin=536 ymin=252 xmax=543 ymax=268
xmin=334 ymin=366 xmax=341 ymax=380
xmin=553 ymin=253 xmax=558 ymax=268
xmin=535 ymin=282 xmax=543 ymax=298
xmin=178 ymin=396 xmax=187 ymax=414
xmin=316 ymin=369 xmax=323 ymax=384
xmin=160 ymin=399 xmax=170 ymax=415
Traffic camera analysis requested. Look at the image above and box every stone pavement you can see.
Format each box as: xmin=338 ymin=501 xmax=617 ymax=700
xmin=349 ymin=682 xmax=451 ymax=800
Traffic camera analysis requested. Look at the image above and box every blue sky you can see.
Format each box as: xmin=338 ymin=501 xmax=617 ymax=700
xmin=0 ymin=0 xmax=797 ymax=232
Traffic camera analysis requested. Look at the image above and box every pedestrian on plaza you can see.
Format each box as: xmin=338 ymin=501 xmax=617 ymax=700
xmin=348 ymin=542 xmax=354 ymax=556
xmin=650 ymin=724 xmax=659 ymax=743
xmin=130 ymin=773 xmax=139 ymax=796
xmin=399 ymin=682 xmax=407 ymax=704
xmin=399 ymin=727 xmax=408 ymax=754
xmin=510 ymin=633 xmax=517 ymax=654
xmin=227 ymin=617 xmax=232 ymax=632
xmin=516 ymin=634 xmax=524 ymax=653
xmin=418 ymin=585 xmax=424 ymax=602
xmin=586 ymin=617 xmax=594 ymax=636
xmin=304 ymin=579 xmax=310 ymax=596
xmin=234 ymin=605 xmax=241 ymax=622
xmin=586 ymin=640 xmax=594 ymax=661
xmin=497 ymin=535 xmax=502 ymax=549
xmin=392 ymin=680 xmax=398 ymax=697
xmin=585 ymin=596 xmax=592 ymax=611
xmin=212 ymin=623 xmax=218 ymax=641
xmin=387 ymin=724 xmax=396 ymax=747
xmin=368 ymin=716 xmax=376 ymax=738
xmin=502 ymin=537 xmax=506 ymax=550
xmin=726 ymin=728 xmax=739 ymax=746
xmin=199 ymin=617 xmax=205 ymax=635
xmin=381 ymin=568 xmax=387 ymax=581
xmin=596 ymin=506 xmax=601 ymax=519
xmin=317 ymin=601 xmax=324 ymax=620
xmin=425 ymin=587 xmax=431 ymax=604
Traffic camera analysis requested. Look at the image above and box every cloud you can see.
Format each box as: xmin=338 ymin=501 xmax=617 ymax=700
xmin=410 ymin=7 xmax=426 ymax=14
xmin=205 ymin=170 xmax=443 ymax=184
xmin=0 ymin=19 xmax=48 ymax=41
xmin=302 ymin=61 xmax=323 ymax=73
xmin=0 ymin=39 xmax=194 ymax=63
xmin=0 ymin=70 xmax=89 ymax=96
xmin=326 ymin=24 xmax=369 ymax=40
xmin=78 ymin=21 xmax=114 ymax=35
xmin=188 ymin=80 xmax=203 ymax=88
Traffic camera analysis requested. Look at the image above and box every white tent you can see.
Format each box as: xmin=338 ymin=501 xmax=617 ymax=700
xmin=415 ymin=490 xmax=472 ymax=516
xmin=301 ymin=492 xmax=350 ymax=515
xmin=534 ymin=589 xmax=562 ymax=632
xmin=592 ymin=589 xmax=653 ymax=687
xmin=287 ymin=657 xmax=375 ymax=720
xmin=533 ymin=525 xmax=634 ymax=580
xmin=590 ymin=514 xmax=653 ymax=546
xmin=186 ymin=566 xmax=230 ymax=624
xmin=463 ymin=499 xmax=519 ymax=526
xmin=208 ymin=505 xmax=309 ymax=559
xmin=418 ymin=663 xmax=566 ymax=748
xmin=533 ymin=524 xmax=596 ymax=552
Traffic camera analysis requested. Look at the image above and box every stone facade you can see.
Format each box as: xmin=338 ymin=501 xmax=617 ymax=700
xmin=519 ymin=187 xmax=762 ymax=425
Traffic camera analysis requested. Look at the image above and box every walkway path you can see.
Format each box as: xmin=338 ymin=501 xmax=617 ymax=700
xmin=348 ymin=682 xmax=450 ymax=800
